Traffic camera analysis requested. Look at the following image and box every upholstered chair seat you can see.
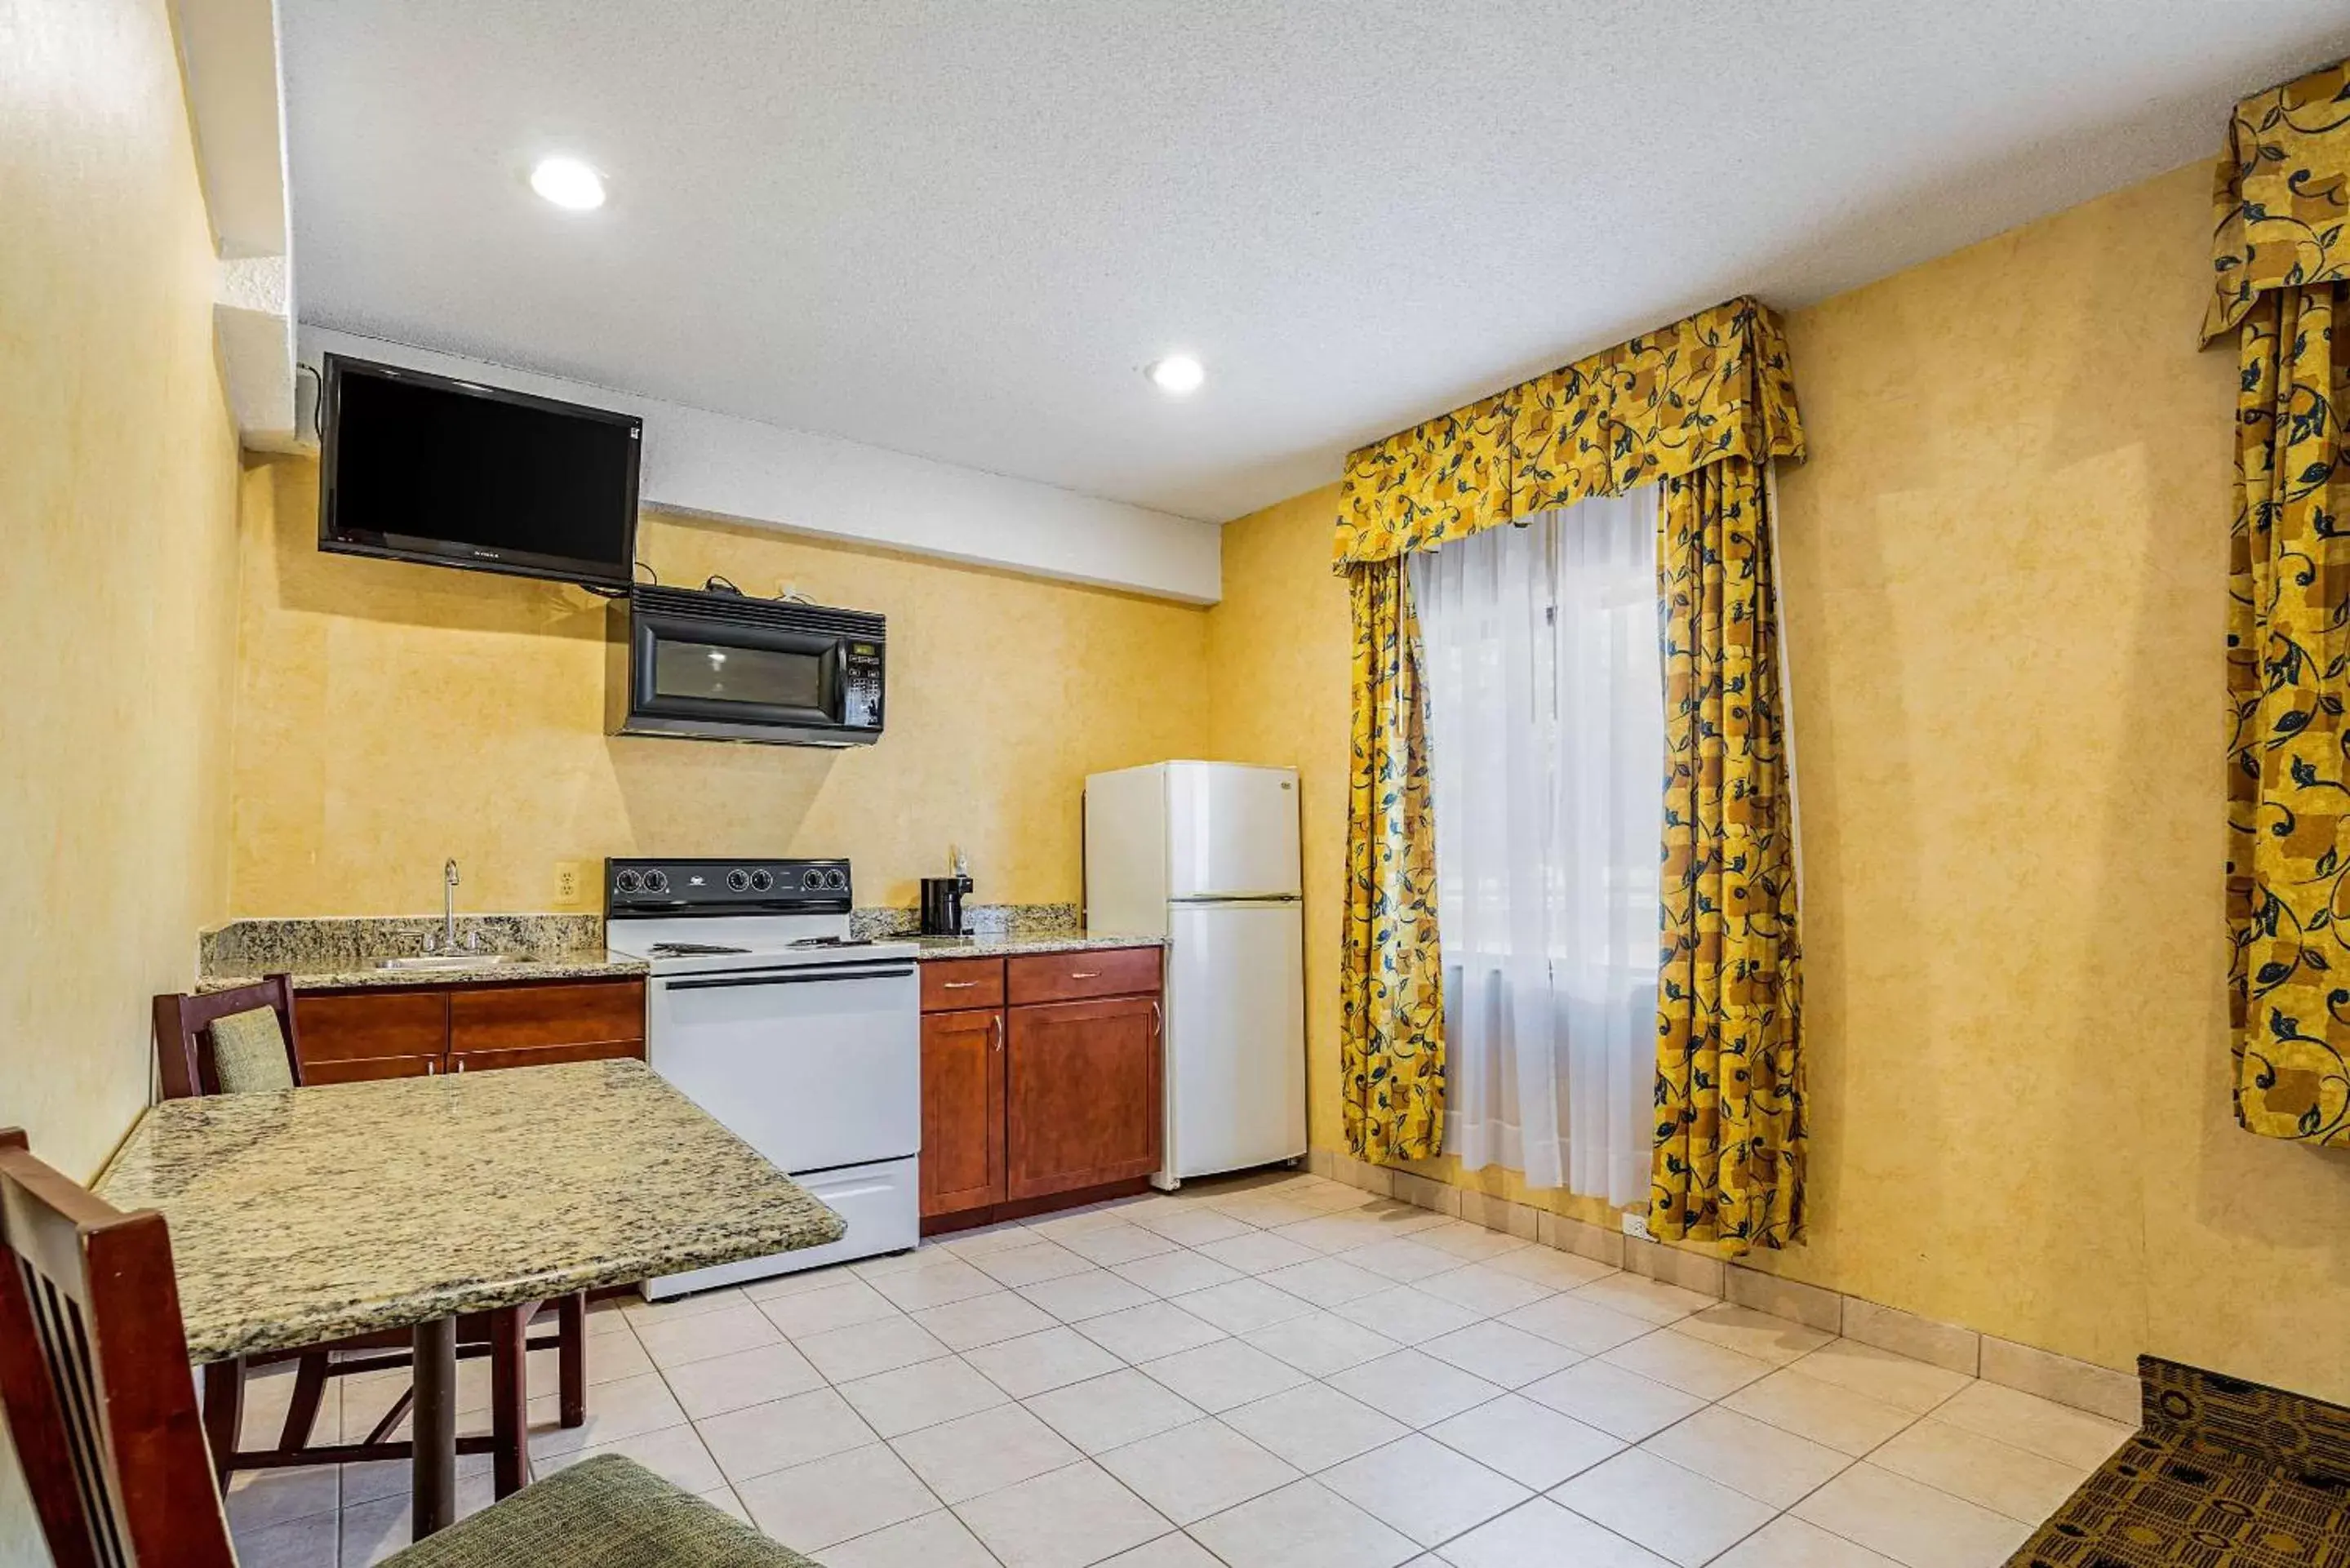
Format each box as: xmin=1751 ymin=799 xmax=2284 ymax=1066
xmin=380 ymin=1454 xmax=820 ymax=1568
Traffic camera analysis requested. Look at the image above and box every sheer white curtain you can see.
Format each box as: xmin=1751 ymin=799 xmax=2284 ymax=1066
xmin=1409 ymin=486 xmax=1663 ymax=1205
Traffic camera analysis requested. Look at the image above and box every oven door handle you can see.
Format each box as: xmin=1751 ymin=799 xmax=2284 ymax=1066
xmin=664 ymin=966 xmax=915 ymax=991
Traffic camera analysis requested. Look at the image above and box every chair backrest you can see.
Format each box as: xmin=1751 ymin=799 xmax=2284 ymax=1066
xmin=0 ymin=1129 xmax=235 ymax=1568
xmin=153 ymin=975 xmax=301 ymax=1099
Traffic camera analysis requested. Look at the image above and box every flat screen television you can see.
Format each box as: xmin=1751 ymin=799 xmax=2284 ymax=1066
xmin=318 ymin=353 xmax=642 ymax=589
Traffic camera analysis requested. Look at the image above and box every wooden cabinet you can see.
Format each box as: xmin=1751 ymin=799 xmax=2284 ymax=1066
xmin=918 ymin=946 xmax=1162 ymax=1232
xmin=1004 ymin=996 xmax=1161 ymax=1200
xmin=293 ymin=976 xmax=646 ymax=1082
xmin=919 ymin=1010 xmax=1004 ymax=1217
xmin=292 ymin=992 xmax=450 ymax=1085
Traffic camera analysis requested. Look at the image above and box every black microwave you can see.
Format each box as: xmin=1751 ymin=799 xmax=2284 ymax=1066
xmin=606 ymin=586 xmax=886 ymax=747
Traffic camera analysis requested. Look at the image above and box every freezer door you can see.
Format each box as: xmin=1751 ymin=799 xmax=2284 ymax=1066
xmin=1166 ymin=762 xmax=1302 ymax=900
xmin=1166 ymin=900 xmax=1308 ymax=1179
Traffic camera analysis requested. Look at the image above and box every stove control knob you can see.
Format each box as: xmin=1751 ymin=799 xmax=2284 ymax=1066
xmin=825 ymin=868 xmax=849 ymax=891
xmin=749 ymin=868 xmax=775 ymax=892
xmin=614 ymin=870 xmax=642 ymax=895
xmin=642 ymin=868 xmax=670 ymax=895
xmin=726 ymin=868 xmax=750 ymax=893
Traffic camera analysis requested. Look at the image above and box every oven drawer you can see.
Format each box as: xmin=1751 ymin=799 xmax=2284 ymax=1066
xmin=1006 ymin=947 xmax=1161 ymax=1005
xmin=922 ymin=958 xmax=1005 ymax=1013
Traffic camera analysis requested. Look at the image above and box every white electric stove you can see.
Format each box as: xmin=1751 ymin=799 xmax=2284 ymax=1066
xmin=604 ymin=857 xmax=921 ymax=1299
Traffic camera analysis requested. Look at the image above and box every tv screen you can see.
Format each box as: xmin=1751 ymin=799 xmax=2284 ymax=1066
xmin=318 ymin=353 xmax=642 ymax=589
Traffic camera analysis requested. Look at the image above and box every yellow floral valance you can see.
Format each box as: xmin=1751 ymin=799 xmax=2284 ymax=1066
xmin=2203 ymin=56 xmax=2350 ymax=344
xmin=1334 ymin=295 xmax=1804 ymax=567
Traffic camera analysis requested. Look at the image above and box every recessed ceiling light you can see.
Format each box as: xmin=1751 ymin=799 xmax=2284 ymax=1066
xmin=530 ymin=156 xmax=606 ymax=211
xmin=1147 ymin=354 xmax=1205 ymax=396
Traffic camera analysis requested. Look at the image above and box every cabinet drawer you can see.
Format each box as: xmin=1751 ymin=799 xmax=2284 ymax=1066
xmin=448 ymin=979 xmax=646 ymax=1053
xmin=293 ymin=991 xmax=450 ymax=1064
xmin=299 ymin=1054 xmax=442 ymax=1086
xmin=1006 ymin=947 xmax=1161 ymax=1005
xmin=922 ymin=957 xmax=1005 ymax=1013
xmin=449 ymin=1037 xmax=646 ymax=1076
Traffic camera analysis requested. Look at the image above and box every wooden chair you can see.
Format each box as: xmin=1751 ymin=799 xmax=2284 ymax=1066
xmin=151 ymin=980 xmax=589 ymax=1499
xmin=0 ymin=1127 xmax=814 ymax=1567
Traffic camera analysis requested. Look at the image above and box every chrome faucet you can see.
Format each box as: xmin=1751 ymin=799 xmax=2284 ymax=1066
xmin=443 ymin=859 xmax=461 ymax=951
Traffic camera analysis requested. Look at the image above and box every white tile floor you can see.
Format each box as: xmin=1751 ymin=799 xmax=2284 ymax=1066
xmin=224 ymin=1171 xmax=2132 ymax=1567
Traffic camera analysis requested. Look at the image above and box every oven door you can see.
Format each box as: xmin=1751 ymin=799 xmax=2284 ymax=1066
xmin=646 ymin=960 xmax=920 ymax=1175
xmin=631 ymin=605 xmax=845 ymax=733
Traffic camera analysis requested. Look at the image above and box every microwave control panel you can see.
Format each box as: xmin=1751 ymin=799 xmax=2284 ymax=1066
xmin=842 ymin=642 xmax=885 ymax=730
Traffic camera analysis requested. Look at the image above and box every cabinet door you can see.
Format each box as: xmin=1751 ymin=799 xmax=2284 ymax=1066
xmin=449 ymin=980 xmax=646 ymax=1055
xmin=446 ymin=979 xmax=646 ymax=1075
xmin=1005 ymin=997 xmax=1161 ymax=1202
xmin=292 ymin=992 xmax=448 ymax=1084
xmin=922 ymin=1008 xmax=1004 ymax=1217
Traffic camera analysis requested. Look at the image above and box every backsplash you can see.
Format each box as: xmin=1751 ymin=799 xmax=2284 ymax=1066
xmin=850 ymin=903 xmax=1079 ymax=939
xmin=200 ymin=914 xmax=608 ymax=975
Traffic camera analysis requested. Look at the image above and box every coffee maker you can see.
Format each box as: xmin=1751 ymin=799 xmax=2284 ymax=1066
xmin=919 ymin=846 xmax=972 ymax=936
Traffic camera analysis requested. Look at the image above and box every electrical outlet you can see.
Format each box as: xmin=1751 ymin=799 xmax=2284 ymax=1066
xmin=1619 ymin=1210 xmax=1651 ymax=1241
xmin=553 ymin=860 xmax=588 ymax=908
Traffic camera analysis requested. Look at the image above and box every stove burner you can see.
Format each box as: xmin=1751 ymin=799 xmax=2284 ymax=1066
xmin=786 ymin=937 xmax=874 ymax=949
xmin=648 ymin=942 xmax=753 ymax=957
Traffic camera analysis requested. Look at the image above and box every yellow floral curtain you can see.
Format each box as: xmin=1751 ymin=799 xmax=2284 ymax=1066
xmin=1335 ymin=297 xmax=1804 ymax=566
xmin=2210 ymin=59 xmax=2350 ymax=1145
xmin=1334 ymin=298 xmax=1808 ymax=1230
xmin=1339 ymin=560 xmax=1446 ymax=1162
xmin=1647 ymin=460 xmax=1806 ymax=1247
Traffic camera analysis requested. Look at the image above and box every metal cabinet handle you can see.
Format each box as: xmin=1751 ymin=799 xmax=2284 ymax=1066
xmin=1151 ymin=1001 xmax=1162 ymax=1037
xmin=453 ymin=1059 xmax=467 ymax=1073
xmin=942 ymin=980 xmax=979 ymax=990
xmin=1068 ymin=971 xmax=1101 ymax=980
xmin=426 ymin=1059 xmax=440 ymax=1076
xmin=989 ymin=1015 xmax=1002 ymax=1053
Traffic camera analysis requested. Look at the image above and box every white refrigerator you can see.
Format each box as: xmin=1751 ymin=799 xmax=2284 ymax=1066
xmin=1085 ymin=761 xmax=1308 ymax=1185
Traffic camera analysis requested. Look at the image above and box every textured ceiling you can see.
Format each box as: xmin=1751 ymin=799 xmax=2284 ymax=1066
xmin=282 ymin=2 xmax=2350 ymax=522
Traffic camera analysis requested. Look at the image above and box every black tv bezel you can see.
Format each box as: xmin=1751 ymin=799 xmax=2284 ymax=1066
xmin=317 ymin=352 xmax=644 ymax=591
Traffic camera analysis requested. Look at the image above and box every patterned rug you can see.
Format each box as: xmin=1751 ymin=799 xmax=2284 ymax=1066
xmin=2010 ymin=1357 xmax=2350 ymax=1566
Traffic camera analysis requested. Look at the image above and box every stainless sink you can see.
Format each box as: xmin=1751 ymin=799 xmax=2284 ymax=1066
xmin=378 ymin=953 xmax=509 ymax=971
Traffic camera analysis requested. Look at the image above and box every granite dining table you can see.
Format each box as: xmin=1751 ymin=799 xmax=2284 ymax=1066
xmin=93 ymin=1057 xmax=844 ymax=1540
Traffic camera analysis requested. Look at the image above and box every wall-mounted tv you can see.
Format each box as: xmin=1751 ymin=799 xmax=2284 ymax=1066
xmin=318 ymin=353 xmax=642 ymax=589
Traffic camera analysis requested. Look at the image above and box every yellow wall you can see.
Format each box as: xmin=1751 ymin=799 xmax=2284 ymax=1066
xmin=1764 ymin=158 xmax=2350 ymax=1400
xmin=1205 ymin=485 xmax=1353 ymax=1147
xmin=0 ymin=0 xmax=245 ymax=1556
xmin=227 ymin=456 xmax=1211 ymax=917
xmin=1224 ymin=159 xmax=2350 ymax=1401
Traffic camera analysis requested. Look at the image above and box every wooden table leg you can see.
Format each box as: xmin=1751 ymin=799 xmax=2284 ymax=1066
xmin=558 ymin=1291 xmax=587 ymax=1428
xmin=489 ymin=1304 xmax=532 ymax=1497
xmin=411 ymin=1316 xmax=458 ymax=1538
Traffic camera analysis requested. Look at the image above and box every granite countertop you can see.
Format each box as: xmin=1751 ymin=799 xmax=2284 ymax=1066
xmin=200 ymin=951 xmax=648 ymax=993
xmin=908 ymin=931 xmax=1167 ymax=959
xmin=94 ymin=1059 xmax=842 ymax=1361
xmin=199 ymin=915 xmax=642 ymax=993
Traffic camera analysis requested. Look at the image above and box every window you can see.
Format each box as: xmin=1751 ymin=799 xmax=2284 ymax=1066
xmin=1409 ymin=485 xmax=1662 ymax=1204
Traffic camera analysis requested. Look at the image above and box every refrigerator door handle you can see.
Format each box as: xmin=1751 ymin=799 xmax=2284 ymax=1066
xmin=1168 ymin=894 xmax=1300 ymax=905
